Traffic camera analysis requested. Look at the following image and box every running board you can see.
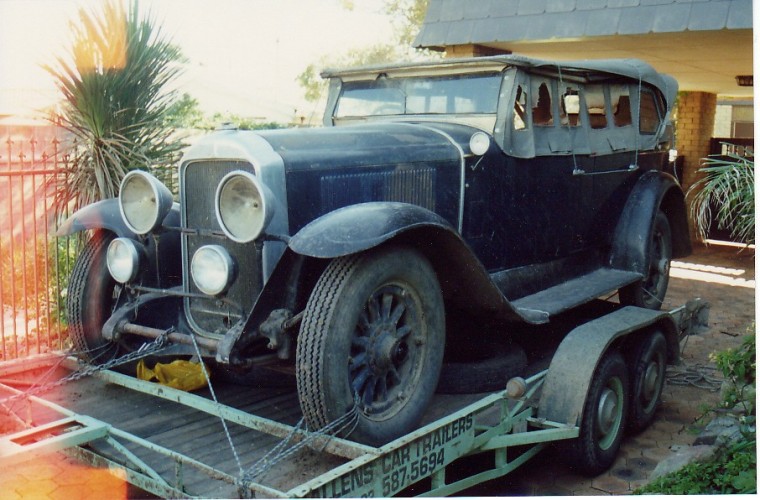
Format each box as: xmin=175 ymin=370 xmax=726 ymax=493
xmin=513 ymin=268 xmax=642 ymax=319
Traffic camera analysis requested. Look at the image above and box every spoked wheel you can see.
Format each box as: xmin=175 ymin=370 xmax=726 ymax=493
xmin=567 ymin=351 xmax=629 ymax=476
xmin=296 ymin=246 xmax=444 ymax=446
xmin=67 ymin=231 xmax=126 ymax=363
xmin=620 ymin=211 xmax=672 ymax=310
xmin=627 ymin=330 xmax=667 ymax=433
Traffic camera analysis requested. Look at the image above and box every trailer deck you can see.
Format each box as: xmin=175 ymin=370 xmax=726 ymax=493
xmin=0 ymin=300 xmax=708 ymax=498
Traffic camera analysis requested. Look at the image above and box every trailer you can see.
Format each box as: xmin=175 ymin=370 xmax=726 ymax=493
xmin=0 ymin=300 xmax=708 ymax=498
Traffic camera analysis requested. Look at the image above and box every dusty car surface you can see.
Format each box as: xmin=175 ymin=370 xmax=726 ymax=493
xmin=60 ymin=54 xmax=690 ymax=446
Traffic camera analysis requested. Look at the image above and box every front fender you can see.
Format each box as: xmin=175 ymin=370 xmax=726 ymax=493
xmin=220 ymin=202 xmax=549 ymax=363
xmin=56 ymin=199 xmax=181 ymax=238
xmin=609 ymin=171 xmax=691 ymax=275
xmin=288 ymin=202 xmax=452 ymax=258
xmin=288 ymin=202 xmax=550 ymax=324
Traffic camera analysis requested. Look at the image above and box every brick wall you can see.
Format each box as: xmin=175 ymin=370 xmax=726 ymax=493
xmin=675 ymin=91 xmax=717 ymax=190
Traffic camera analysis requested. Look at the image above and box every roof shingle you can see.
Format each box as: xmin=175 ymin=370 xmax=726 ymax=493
xmin=414 ymin=0 xmax=751 ymax=48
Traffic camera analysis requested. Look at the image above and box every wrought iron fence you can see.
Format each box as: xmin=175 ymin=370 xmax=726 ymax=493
xmin=0 ymin=125 xmax=183 ymax=361
xmin=0 ymin=126 xmax=73 ymax=361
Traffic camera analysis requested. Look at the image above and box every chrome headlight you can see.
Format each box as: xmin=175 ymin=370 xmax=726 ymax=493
xmin=119 ymin=170 xmax=173 ymax=235
xmin=106 ymin=238 xmax=141 ymax=283
xmin=215 ymin=171 xmax=275 ymax=243
xmin=191 ymin=245 xmax=236 ymax=296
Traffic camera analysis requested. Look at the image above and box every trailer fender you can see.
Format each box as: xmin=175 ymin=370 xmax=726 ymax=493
xmin=56 ymin=199 xmax=181 ymax=238
xmin=537 ymin=306 xmax=679 ymax=427
xmin=609 ymin=170 xmax=691 ymax=276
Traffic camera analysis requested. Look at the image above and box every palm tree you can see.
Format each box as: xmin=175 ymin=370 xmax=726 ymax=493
xmin=47 ymin=0 xmax=184 ymax=220
xmin=689 ymin=149 xmax=755 ymax=245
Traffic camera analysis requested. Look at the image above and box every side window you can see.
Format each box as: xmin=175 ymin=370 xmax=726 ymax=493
xmin=531 ymin=78 xmax=553 ymax=127
xmin=513 ymin=85 xmax=528 ymax=130
xmin=586 ymin=84 xmax=607 ymax=129
xmin=560 ymin=84 xmax=581 ymax=127
xmin=639 ymin=89 xmax=661 ymax=134
xmin=610 ymin=84 xmax=632 ymax=127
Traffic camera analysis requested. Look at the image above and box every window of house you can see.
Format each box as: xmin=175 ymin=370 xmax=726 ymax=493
xmin=586 ymin=84 xmax=607 ymax=129
xmin=531 ymin=78 xmax=553 ymax=127
xmin=639 ymin=89 xmax=661 ymax=134
xmin=611 ymin=85 xmax=632 ymax=127
xmin=560 ymin=85 xmax=581 ymax=127
xmin=513 ymin=85 xmax=527 ymax=130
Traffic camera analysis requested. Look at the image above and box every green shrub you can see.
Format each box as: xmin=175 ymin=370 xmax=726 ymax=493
xmin=636 ymin=440 xmax=756 ymax=494
xmin=689 ymin=149 xmax=754 ymax=245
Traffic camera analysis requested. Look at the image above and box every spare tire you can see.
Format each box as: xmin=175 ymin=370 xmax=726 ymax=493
xmin=436 ymin=342 xmax=527 ymax=394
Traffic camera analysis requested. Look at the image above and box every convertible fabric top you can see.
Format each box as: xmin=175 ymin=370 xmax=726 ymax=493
xmin=322 ymin=54 xmax=678 ymax=113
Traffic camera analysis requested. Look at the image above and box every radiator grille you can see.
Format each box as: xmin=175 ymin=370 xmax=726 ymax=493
xmin=320 ymin=167 xmax=436 ymax=213
xmin=182 ymin=160 xmax=262 ymax=335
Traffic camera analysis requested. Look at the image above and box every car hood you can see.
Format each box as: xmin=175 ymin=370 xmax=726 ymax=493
xmin=256 ymin=122 xmax=463 ymax=172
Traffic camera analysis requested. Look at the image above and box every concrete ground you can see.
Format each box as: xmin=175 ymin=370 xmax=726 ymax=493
xmin=0 ymin=243 xmax=754 ymax=498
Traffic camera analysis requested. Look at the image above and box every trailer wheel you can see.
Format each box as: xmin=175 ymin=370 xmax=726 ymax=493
xmin=67 ymin=231 xmax=124 ymax=363
xmin=619 ymin=211 xmax=672 ymax=310
xmin=568 ymin=351 xmax=629 ymax=475
xmin=296 ymin=246 xmax=444 ymax=446
xmin=627 ymin=330 xmax=667 ymax=433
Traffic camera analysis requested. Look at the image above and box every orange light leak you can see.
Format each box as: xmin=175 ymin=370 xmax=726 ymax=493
xmin=2 ymin=453 xmax=128 ymax=499
xmin=72 ymin=1 xmax=128 ymax=73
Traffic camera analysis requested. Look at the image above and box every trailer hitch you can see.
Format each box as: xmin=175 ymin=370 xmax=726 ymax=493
xmin=670 ymin=298 xmax=710 ymax=341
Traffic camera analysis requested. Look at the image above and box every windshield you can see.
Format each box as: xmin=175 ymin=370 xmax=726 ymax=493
xmin=335 ymin=73 xmax=502 ymax=118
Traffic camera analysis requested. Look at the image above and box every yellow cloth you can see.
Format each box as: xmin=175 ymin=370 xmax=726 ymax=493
xmin=137 ymin=359 xmax=209 ymax=391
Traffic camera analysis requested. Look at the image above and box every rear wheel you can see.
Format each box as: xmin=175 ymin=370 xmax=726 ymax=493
xmin=627 ymin=331 xmax=667 ymax=433
xmin=296 ymin=246 xmax=444 ymax=446
xmin=619 ymin=211 xmax=672 ymax=310
xmin=567 ymin=351 xmax=629 ymax=475
xmin=67 ymin=231 xmax=123 ymax=363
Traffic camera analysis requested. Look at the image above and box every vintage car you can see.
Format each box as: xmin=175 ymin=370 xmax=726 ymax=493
xmin=59 ymin=54 xmax=691 ymax=446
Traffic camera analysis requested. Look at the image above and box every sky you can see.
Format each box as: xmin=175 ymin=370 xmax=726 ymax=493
xmin=0 ymin=0 xmax=396 ymax=122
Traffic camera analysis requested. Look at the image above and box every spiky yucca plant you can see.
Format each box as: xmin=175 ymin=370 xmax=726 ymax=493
xmin=689 ymin=149 xmax=755 ymax=245
xmin=47 ymin=0 xmax=184 ymax=220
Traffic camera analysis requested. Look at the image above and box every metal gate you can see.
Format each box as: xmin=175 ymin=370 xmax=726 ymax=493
xmin=0 ymin=125 xmax=71 ymax=361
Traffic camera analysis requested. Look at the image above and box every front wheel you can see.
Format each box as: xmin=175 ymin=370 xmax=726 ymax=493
xmin=67 ymin=231 xmax=124 ymax=363
xmin=619 ymin=211 xmax=672 ymax=310
xmin=296 ymin=246 xmax=445 ymax=446
xmin=566 ymin=351 xmax=629 ymax=476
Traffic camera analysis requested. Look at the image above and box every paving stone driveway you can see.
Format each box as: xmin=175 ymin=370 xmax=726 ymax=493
xmin=1 ymin=243 xmax=754 ymax=498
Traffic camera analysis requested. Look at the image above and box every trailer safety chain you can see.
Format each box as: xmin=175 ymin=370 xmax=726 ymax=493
xmin=666 ymin=363 xmax=723 ymax=391
xmin=0 ymin=330 xmax=171 ymax=409
xmin=188 ymin=331 xmax=245 ymax=477
xmin=237 ymin=406 xmax=359 ymax=497
xmin=185 ymin=328 xmax=361 ymax=498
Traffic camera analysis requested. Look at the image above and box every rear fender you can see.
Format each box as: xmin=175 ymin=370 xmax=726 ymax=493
xmin=538 ymin=306 xmax=679 ymax=426
xmin=609 ymin=171 xmax=691 ymax=275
